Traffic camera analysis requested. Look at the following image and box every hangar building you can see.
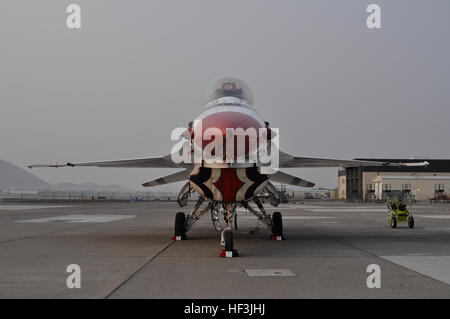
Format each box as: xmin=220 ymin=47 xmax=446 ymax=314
xmin=337 ymin=159 xmax=450 ymax=202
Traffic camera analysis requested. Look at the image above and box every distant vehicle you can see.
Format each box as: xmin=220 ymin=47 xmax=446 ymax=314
xmin=387 ymin=194 xmax=415 ymax=229
xmin=305 ymin=193 xmax=314 ymax=199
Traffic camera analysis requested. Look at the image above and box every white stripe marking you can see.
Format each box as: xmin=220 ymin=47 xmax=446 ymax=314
xmin=0 ymin=205 xmax=71 ymax=211
xmin=245 ymin=269 xmax=296 ymax=277
xmin=307 ymin=208 xmax=387 ymax=213
xmin=416 ymin=215 xmax=450 ymax=219
xmin=381 ymin=256 xmax=450 ymax=285
xmin=240 ymin=215 xmax=336 ymax=220
xmin=17 ymin=214 xmax=135 ymax=223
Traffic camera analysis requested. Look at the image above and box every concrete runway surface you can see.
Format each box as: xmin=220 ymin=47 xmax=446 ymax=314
xmin=1 ymin=201 xmax=450 ymax=298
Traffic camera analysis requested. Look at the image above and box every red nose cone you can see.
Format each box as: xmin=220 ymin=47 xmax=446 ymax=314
xmin=193 ymin=112 xmax=263 ymax=160
xmin=200 ymin=112 xmax=263 ymax=134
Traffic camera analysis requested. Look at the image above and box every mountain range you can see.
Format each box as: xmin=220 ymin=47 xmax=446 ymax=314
xmin=0 ymin=159 xmax=134 ymax=192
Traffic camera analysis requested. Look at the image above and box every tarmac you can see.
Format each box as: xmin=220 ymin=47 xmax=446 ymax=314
xmin=1 ymin=200 xmax=450 ymax=298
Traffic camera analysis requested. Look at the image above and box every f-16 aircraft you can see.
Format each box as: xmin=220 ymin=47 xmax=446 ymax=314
xmin=28 ymin=77 xmax=429 ymax=257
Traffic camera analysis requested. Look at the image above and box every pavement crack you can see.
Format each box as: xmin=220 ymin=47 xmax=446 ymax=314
xmin=0 ymin=224 xmax=92 ymax=245
xmin=104 ymin=241 xmax=175 ymax=299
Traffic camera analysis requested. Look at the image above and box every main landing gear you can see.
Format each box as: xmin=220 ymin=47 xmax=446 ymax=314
xmin=271 ymin=211 xmax=284 ymax=241
xmin=172 ymin=195 xmax=285 ymax=257
xmin=173 ymin=212 xmax=187 ymax=240
xmin=242 ymin=197 xmax=284 ymax=241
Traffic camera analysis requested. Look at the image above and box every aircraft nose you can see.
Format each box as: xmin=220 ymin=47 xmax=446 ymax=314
xmin=192 ymin=111 xmax=264 ymax=160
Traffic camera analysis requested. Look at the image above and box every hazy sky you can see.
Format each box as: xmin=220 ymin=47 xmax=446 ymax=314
xmin=1 ymin=0 xmax=449 ymax=191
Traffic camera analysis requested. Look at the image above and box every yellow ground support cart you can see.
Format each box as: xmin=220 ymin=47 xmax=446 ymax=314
xmin=387 ymin=194 xmax=414 ymax=228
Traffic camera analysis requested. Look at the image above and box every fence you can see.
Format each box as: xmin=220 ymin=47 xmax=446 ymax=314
xmin=0 ymin=191 xmax=191 ymax=202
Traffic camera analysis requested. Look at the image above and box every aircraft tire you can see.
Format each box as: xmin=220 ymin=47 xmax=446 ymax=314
xmin=224 ymin=230 xmax=233 ymax=251
xmin=174 ymin=212 xmax=186 ymax=238
xmin=408 ymin=216 xmax=415 ymax=229
xmin=272 ymin=212 xmax=283 ymax=236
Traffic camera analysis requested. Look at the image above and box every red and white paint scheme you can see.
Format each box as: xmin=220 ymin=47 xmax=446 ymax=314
xmin=28 ymin=77 xmax=429 ymax=257
xmin=187 ymin=78 xmax=273 ymax=204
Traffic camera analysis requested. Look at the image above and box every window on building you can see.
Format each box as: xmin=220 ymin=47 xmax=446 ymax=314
xmin=382 ymin=184 xmax=391 ymax=192
xmin=402 ymin=184 xmax=411 ymax=191
xmin=435 ymin=184 xmax=445 ymax=193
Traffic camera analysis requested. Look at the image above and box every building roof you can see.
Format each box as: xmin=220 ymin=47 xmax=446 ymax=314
xmin=353 ymin=159 xmax=450 ymax=173
xmin=374 ymin=175 xmax=450 ymax=181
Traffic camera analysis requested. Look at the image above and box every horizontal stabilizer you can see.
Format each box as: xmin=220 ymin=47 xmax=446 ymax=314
xmin=142 ymin=170 xmax=190 ymax=187
xmin=269 ymin=170 xmax=315 ymax=188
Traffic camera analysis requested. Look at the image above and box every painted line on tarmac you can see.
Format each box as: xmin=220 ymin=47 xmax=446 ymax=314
xmin=416 ymin=215 xmax=450 ymax=219
xmin=17 ymin=214 xmax=135 ymax=223
xmin=239 ymin=216 xmax=337 ymax=220
xmin=0 ymin=205 xmax=72 ymax=211
xmin=381 ymin=256 xmax=450 ymax=285
xmin=306 ymin=208 xmax=386 ymax=213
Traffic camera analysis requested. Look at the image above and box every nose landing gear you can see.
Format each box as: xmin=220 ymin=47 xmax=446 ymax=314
xmin=219 ymin=204 xmax=239 ymax=258
xmin=219 ymin=230 xmax=239 ymax=257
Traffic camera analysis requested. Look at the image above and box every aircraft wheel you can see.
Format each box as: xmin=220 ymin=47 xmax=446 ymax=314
xmin=390 ymin=216 xmax=397 ymax=228
xmin=272 ymin=212 xmax=283 ymax=236
xmin=174 ymin=212 xmax=187 ymax=239
xmin=224 ymin=230 xmax=233 ymax=251
xmin=408 ymin=216 xmax=415 ymax=229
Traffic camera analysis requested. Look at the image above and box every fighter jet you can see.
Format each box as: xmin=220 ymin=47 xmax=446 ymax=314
xmin=28 ymin=77 xmax=429 ymax=257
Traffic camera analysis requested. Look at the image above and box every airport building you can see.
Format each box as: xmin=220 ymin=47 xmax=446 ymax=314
xmin=338 ymin=159 xmax=450 ymax=202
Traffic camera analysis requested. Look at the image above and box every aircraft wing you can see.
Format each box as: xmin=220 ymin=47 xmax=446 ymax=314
xmin=142 ymin=170 xmax=190 ymax=187
xmin=27 ymin=155 xmax=189 ymax=169
xmin=269 ymin=170 xmax=315 ymax=188
xmin=279 ymin=151 xmax=430 ymax=168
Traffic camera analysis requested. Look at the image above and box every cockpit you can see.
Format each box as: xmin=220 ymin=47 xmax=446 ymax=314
xmin=204 ymin=77 xmax=254 ymax=108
